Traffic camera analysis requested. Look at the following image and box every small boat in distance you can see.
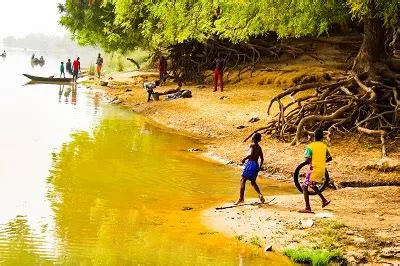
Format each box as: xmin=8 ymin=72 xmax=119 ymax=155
xmin=23 ymin=74 xmax=73 ymax=83
xmin=31 ymin=58 xmax=45 ymax=64
xmin=30 ymin=54 xmax=45 ymax=65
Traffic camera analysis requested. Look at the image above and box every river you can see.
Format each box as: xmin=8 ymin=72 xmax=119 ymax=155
xmin=0 ymin=49 xmax=293 ymax=265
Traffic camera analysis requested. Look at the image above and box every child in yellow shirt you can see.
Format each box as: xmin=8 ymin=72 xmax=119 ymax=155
xmin=299 ymin=128 xmax=332 ymax=213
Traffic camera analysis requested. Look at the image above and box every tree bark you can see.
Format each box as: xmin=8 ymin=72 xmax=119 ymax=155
xmin=352 ymin=17 xmax=388 ymax=75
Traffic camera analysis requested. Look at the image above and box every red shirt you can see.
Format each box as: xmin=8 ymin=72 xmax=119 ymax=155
xmin=73 ymin=60 xmax=80 ymax=71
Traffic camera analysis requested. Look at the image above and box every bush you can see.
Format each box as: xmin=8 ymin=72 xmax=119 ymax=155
xmin=102 ymin=50 xmax=149 ymax=74
xmin=117 ymin=55 xmax=124 ymax=72
xmin=249 ymin=236 xmax=262 ymax=247
xmin=283 ymin=247 xmax=346 ymax=266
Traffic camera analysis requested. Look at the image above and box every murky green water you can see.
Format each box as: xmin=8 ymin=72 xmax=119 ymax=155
xmin=0 ymin=49 xmax=293 ymax=265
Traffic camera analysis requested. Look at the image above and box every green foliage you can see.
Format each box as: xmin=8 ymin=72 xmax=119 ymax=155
xmin=117 ymin=55 xmax=124 ymax=72
xmin=58 ymin=0 xmax=400 ymax=52
xmin=249 ymin=236 xmax=262 ymax=247
xmin=102 ymin=50 xmax=149 ymax=73
xmin=348 ymin=0 xmax=400 ymax=26
xmin=234 ymin=234 xmax=244 ymax=241
xmin=315 ymin=219 xmax=346 ymax=230
xmin=283 ymin=247 xmax=346 ymax=266
xmin=312 ymin=219 xmax=348 ymax=250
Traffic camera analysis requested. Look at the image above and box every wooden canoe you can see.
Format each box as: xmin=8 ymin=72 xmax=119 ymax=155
xmin=23 ymin=74 xmax=73 ymax=83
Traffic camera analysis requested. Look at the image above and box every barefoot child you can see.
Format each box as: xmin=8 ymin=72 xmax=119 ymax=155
xmin=60 ymin=62 xmax=65 ymax=78
xmin=299 ymin=128 xmax=332 ymax=213
xmin=234 ymin=133 xmax=266 ymax=205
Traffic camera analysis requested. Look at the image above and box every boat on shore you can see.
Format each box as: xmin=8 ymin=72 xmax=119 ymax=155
xmin=23 ymin=74 xmax=73 ymax=83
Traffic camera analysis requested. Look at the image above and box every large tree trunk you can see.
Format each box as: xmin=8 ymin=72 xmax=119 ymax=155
xmin=352 ymin=17 xmax=387 ymax=76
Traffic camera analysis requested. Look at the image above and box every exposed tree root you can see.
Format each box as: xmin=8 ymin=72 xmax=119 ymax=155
xmin=357 ymin=127 xmax=387 ymax=157
xmin=247 ymin=69 xmax=399 ymax=157
xmin=167 ymin=36 xmax=325 ymax=82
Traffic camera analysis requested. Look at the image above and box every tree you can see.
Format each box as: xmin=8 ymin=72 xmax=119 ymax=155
xmin=239 ymin=0 xmax=400 ymax=156
xmin=59 ymin=0 xmax=400 ymax=155
xmin=58 ymin=0 xmax=148 ymax=52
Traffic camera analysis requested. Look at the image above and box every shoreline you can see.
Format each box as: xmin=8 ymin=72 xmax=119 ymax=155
xmin=87 ymin=67 xmax=399 ymax=264
xmin=97 ymin=69 xmax=399 ymax=186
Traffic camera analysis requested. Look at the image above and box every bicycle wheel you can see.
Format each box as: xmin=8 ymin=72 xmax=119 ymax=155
xmin=293 ymin=161 xmax=330 ymax=195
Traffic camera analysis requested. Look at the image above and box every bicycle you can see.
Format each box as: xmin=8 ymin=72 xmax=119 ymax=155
xmin=293 ymin=161 xmax=330 ymax=195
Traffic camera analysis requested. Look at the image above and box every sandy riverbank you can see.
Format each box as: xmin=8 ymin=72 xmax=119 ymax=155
xmin=202 ymin=187 xmax=400 ymax=264
xmin=99 ymin=64 xmax=399 ymax=186
xmin=87 ymin=57 xmax=399 ymax=263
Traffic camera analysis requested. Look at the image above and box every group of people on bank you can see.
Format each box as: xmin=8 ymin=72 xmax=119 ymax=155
xmin=143 ymin=53 xmax=225 ymax=102
xmin=156 ymin=54 xmax=225 ymax=92
xmin=59 ymin=57 xmax=80 ymax=82
xmin=59 ymin=53 xmax=103 ymax=83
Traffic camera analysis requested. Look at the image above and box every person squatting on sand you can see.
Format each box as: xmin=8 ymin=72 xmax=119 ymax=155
xmin=234 ymin=133 xmax=266 ymax=205
xmin=298 ymin=128 xmax=332 ymax=213
xmin=143 ymin=80 xmax=160 ymax=102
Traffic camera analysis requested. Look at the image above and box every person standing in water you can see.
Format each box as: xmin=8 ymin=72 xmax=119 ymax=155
xmin=72 ymin=57 xmax=81 ymax=83
xmin=234 ymin=133 xmax=266 ymax=205
xmin=96 ymin=53 xmax=103 ymax=78
xmin=66 ymin=59 xmax=72 ymax=74
xmin=60 ymin=62 xmax=65 ymax=78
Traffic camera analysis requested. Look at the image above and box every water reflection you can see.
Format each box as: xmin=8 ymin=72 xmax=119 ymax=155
xmin=64 ymin=87 xmax=71 ymax=103
xmin=0 ymin=216 xmax=51 ymax=264
xmin=71 ymin=84 xmax=77 ymax=105
xmin=0 ymin=51 xmax=293 ymax=264
xmin=58 ymin=85 xmax=64 ymax=103
xmin=44 ymin=112 xmax=292 ymax=264
xmin=58 ymin=84 xmax=78 ymax=105
xmin=94 ymin=91 xmax=100 ymax=112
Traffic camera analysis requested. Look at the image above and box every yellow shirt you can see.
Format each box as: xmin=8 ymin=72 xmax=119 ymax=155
xmin=305 ymin=141 xmax=331 ymax=182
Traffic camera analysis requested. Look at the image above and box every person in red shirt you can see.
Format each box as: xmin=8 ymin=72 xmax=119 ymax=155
xmin=72 ymin=57 xmax=81 ymax=83
xmin=213 ymin=53 xmax=225 ymax=92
